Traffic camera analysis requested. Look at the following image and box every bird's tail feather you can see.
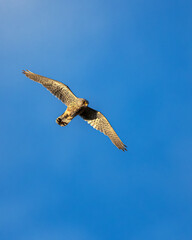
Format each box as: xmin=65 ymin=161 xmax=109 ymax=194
xmin=56 ymin=114 xmax=73 ymax=127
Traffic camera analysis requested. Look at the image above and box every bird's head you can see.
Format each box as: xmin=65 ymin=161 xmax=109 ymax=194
xmin=78 ymin=98 xmax=89 ymax=107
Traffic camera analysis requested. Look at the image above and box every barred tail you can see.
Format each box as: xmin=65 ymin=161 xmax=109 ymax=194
xmin=56 ymin=114 xmax=73 ymax=127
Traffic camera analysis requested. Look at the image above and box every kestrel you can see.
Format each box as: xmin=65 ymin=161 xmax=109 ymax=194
xmin=23 ymin=70 xmax=127 ymax=151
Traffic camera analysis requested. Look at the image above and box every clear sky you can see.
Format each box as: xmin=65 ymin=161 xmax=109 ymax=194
xmin=0 ymin=0 xmax=192 ymax=239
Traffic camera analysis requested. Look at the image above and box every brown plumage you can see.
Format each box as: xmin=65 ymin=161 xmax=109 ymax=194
xmin=23 ymin=70 xmax=127 ymax=151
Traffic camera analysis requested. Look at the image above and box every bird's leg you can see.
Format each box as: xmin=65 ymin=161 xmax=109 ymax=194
xmin=56 ymin=109 xmax=74 ymax=127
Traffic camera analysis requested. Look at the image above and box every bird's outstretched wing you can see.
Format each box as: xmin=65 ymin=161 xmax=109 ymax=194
xmin=23 ymin=70 xmax=77 ymax=106
xmin=80 ymin=107 xmax=127 ymax=151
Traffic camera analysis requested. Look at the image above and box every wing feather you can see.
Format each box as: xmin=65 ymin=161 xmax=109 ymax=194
xmin=23 ymin=70 xmax=77 ymax=106
xmin=80 ymin=107 xmax=127 ymax=151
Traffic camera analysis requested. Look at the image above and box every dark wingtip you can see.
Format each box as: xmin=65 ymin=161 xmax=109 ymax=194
xmin=22 ymin=69 xmax=30 ymax=75
xmin=120 ymin=144 xmax=127 ymax=152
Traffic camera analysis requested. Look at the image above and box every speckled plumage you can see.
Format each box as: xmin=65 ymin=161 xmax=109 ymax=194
xmin=23 ymin=70 xmax=127 ymax=151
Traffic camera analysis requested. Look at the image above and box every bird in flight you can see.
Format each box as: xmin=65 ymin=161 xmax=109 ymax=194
xmin=23 ymin=70 xmax=127 ymax=151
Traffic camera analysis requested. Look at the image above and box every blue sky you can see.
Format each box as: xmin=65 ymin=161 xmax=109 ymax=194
xmin=0 ymin=0 xmax=192 ymax=239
